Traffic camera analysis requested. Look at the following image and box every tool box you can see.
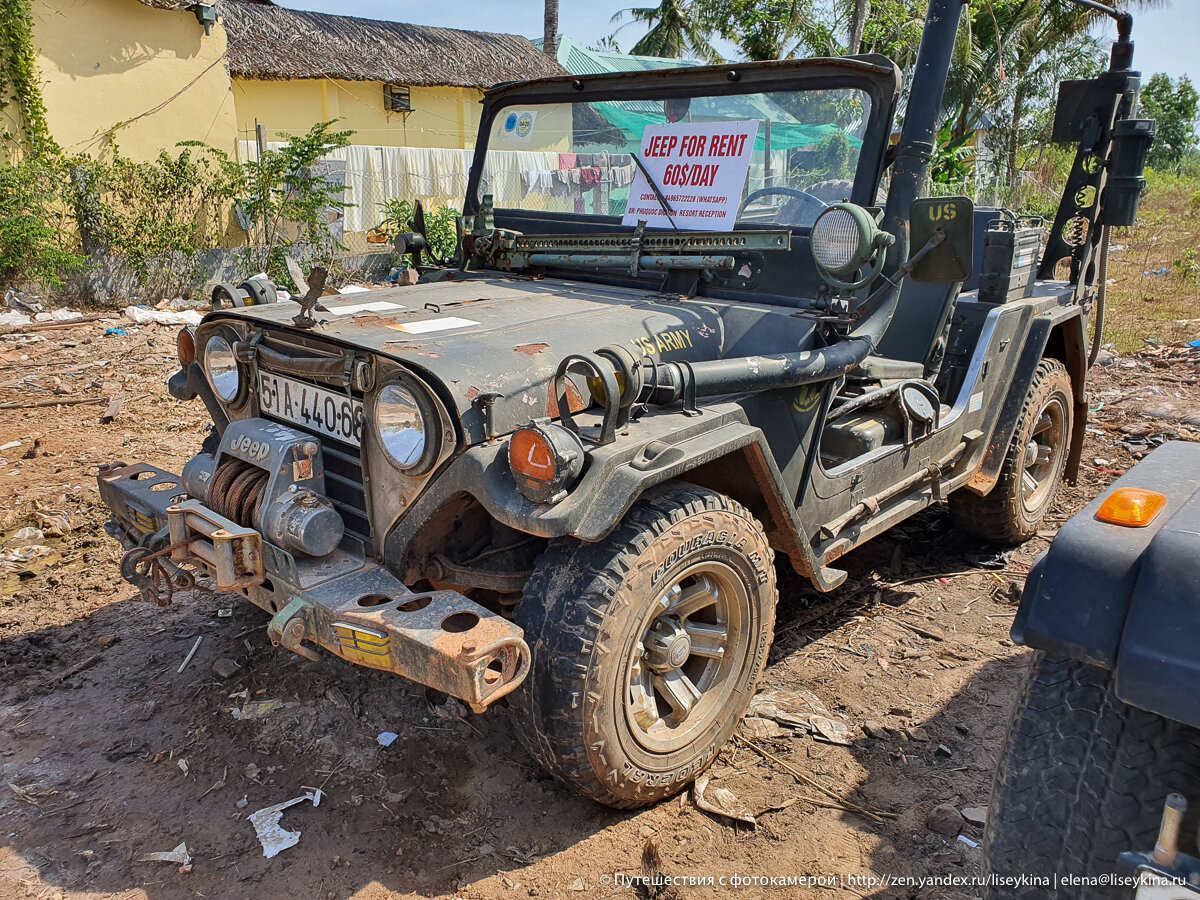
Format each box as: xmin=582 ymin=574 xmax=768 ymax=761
xmin=978 ymin=217 xmax=1044 ymax=303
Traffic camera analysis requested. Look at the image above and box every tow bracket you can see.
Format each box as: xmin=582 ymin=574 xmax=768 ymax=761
xmin=267 ymin=585 xmax=531 ymax=713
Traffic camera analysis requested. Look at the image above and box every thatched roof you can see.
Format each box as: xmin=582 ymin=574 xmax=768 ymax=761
xmin=134 ymin=0 xmax=272 ymax=10
xmin=221 ymin=1 xmax=564 ymax=89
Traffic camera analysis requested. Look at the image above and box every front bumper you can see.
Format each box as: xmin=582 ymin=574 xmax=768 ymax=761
xmin=97 ymin=461 xmax=530 ymax=712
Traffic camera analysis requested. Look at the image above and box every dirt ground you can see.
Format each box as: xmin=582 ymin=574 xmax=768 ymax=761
xmin=0 ymin=320 xmax=1197 ymax=900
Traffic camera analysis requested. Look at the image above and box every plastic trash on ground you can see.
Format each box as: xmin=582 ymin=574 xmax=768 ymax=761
xmin=123 ymin=306 xmax=203 ymax=327
xmin=248 ymin=789 xmax=323 ymax=858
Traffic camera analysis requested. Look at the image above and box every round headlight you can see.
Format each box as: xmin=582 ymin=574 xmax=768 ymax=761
xmin=374 ymin=384 xmax=428 ymax=470
xmin=204 ymin=335 xmax=241 ymax=403
xmin=811 ymin=206 xmax=866 ymax=275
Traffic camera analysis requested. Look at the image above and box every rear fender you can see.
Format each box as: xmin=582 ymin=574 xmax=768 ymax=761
xmin=966 ymin=308 xmax=1087 ymax=495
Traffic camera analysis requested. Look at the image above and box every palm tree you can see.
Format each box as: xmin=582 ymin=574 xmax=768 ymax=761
xmin=611 ymin=0 xmax=721 ymax=61
xmin=848 ymin=0 xmax=870 ymax=55
xmin=544 ymin=0 xmax=559 ymax=59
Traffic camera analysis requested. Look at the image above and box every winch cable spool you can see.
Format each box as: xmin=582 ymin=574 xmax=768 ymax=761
xmin=207 ymin=457 xmax=269 ymax=529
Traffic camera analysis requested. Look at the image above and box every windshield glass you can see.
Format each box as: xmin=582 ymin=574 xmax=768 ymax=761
xmin=479 ymin=88 xmax=871 ymax=229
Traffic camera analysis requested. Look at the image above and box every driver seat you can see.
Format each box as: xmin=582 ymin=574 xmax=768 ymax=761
xmin=851 ymin=208 xmax=1001 ymax=382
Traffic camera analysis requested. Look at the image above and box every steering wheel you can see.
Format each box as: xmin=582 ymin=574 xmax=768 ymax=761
xmin=739 ymin=187 xmax=827 ymax=227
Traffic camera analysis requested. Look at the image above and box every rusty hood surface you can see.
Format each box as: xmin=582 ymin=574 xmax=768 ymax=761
xmin=212 ymin=274 xmax=819 ymax=441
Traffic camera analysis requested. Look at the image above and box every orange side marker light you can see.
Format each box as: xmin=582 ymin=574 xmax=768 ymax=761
xmin=1095 ymin=488 xmax=1167 ymax=528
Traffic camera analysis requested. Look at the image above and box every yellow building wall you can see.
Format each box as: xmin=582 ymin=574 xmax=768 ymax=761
xmin=19 ymin=0 xmax=238 ymax=160
xmin=232 ymin=78 xmax=483 ymax=150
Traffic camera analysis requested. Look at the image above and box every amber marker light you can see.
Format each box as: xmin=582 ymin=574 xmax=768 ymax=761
xmin=1095 ymin=488 xmax=1167 ymax=528
xmin=177 ymin=327 xmax=196 ymax=368
xmin=508 ymin=421 xmax=585 ymax=505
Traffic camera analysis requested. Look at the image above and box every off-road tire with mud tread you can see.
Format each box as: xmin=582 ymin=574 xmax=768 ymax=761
xmin=950 ymin=358 xmax=1073 ymax=544
xmin=983 ymin=652 xmax=1200 ymax=899
xmin=509 ymin=482 xmax=777 ymax=808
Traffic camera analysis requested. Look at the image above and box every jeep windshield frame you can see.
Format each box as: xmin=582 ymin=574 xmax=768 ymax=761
xmin=464 ymin=58 xmax=901 ymax=304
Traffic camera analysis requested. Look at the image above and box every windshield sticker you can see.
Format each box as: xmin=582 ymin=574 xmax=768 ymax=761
xmin=623 ymin=120 xmax=759 ymax=232
xmin=387 ymin=316 xmax=480 ymax=335
xmin=503 ymin=110 xmax=537 ymax=142
xmin=325 ymin=300 xmax=406 ymax=316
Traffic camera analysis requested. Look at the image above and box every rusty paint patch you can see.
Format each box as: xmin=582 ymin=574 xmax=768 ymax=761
xmin=513 ymin=342 xmax=550 ymax=357
xmin=465 ymin=386 xmax=480 ymax=401
xmin=546 ymin=380 xmax=587 ymax=418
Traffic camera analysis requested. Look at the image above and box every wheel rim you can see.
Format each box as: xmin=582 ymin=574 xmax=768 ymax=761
xmin=1020 ymin=394 xmax=1068 ymax=513
xmin=624 ymin=560 xmax=750 ymax=754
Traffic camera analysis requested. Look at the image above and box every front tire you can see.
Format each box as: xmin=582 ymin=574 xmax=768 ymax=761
xmin=510 ymin=482 xmax=777 ymax=808
xmin=984 ymin=653 xmax=1200 ymax=899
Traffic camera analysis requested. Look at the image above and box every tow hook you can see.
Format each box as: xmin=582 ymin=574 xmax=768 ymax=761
xmin=268 ymin=597 xmax=322 ymax=662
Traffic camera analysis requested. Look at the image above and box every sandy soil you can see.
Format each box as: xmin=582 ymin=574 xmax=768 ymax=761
xmin=0 ymin=320 xmax=1197 ymax=900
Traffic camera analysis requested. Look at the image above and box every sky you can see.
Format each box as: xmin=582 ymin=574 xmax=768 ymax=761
xmin=272 ymin=0 xmax=1198 ymax=85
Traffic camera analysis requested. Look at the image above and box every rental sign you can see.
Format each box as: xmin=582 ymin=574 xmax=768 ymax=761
xmin=623 ymin=120 xmax=759 ymax=232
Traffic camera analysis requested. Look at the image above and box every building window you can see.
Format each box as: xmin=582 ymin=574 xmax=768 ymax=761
xmin=385 ymin=85 xmax=412 ymax=113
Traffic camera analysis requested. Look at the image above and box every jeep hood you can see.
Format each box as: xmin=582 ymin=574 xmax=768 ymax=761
xmin=211 ymin=274 xmax=820 ymax=441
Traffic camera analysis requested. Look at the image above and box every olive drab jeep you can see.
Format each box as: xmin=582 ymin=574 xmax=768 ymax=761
xmin=98 ymin=0 xmax=1155 ymax=808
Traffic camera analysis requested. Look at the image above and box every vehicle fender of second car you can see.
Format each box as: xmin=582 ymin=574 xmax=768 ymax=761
xmin=1013 ymin=440 xmax=1200 ymax=729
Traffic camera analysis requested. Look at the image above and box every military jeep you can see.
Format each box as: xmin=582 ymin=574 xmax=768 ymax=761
xmin=98 ymin=0 xmax=1154 ymax=808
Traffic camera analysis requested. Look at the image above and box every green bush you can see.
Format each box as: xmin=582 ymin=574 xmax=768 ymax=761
xmin=374 ymin=198 xmax=460 ymax=263
xmin=0 ymin=159 xmax=84 ymax=289
xmin=80 ymin=142 xmax=244 ymax=296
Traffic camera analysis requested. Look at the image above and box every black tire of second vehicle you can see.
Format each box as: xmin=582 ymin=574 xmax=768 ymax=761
xmin=983 ymin=652 xmax=1200 ymax=899
xmin=509 ymin=482 xmax=777 ymax=808
xmin=950 ymin=358 xmax=1073 ymax=543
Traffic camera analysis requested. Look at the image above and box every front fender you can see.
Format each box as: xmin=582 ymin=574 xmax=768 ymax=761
xmin=385 ymin=404 xmax=843 ymax=592
xmin=1013 ymin=441 xmax=1200 ymax=727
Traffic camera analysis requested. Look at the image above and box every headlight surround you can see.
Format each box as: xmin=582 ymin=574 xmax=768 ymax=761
xmin=204 ymin=334 xmax=241 ymax=403
xmin=373 ymin=380 xmax=440 ymax=475
xmin=811 ymin=207 xmax=864 ymax=275
xmin=810 ymin=202 xmax=895 ymax=291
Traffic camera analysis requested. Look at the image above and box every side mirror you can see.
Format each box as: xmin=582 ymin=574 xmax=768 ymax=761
xmin=909 ymin=197 xmax=974 ymax=282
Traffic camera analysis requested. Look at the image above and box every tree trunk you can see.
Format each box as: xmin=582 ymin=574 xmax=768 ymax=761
xmin=543 ymin=0 xmax=559 ymax=59
xmin=849 ymin=0 xmax=870 ymax=55
xmin=1007 ymin=83 xmax=1029 ymax=188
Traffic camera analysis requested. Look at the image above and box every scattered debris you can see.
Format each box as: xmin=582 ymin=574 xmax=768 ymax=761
xmin=104 ymin=327 xmax=127 ymax=338
xmin=137 ymin=842 xmax=192 ymax=871
xmin=377 ymin=731 xmax=399 ymax=747
xmin=177 ymin=759 xmax=189 ymax=777
xmin=746 ymin=688 xmax=852 ymax=743
xmin=957 ymin=835 xmax=979 ymax=849
xmin=739 ymin=716 xmax=789 ymax=740
xmin=99 ymin=394 xmax=126 ymax=424
xmin=0 ymin=440 xmax=21 ymax=452
xmin=936 ymin=743 xmax=954 ymax=758
xmin=177 ymin=636 xmax=203 ymax=673
xmin=693 ymin=774 xmax=757 ymax=827
xmin=961 ymin=806 xmax=987 ymax=826
xmin=248 ymin=789 xmax=323 ymax=858
xmin=11 ymin=526 xmax=44 ymax=544
xmin=231 ymin=698 xmax=291 ymax=720
xmin=212 ymin=658 xmax=242 ymax=679
xmin=123 ymin=306 xmax=203 ymax=327
xmin=568 ymin=876 xmax=585 ymax=891
xmin=925 ymin=803 xmax=963 ymax=836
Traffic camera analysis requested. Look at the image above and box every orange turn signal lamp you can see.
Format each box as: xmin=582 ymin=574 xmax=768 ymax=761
xmin=1095 ymin=488 xmax=1167 ymax=528
xmin=177 ymin=326 xmax=196 ymax=368
xmin=508 ymin=420 xmax=585 ymax=505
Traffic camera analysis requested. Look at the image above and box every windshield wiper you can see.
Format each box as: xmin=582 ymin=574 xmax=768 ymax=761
xmin=630 ymin=153 xmax=680 ymax=232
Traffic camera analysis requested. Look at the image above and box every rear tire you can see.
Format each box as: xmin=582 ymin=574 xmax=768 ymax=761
xmin=509 ymin=482 xmax=776 ymax=808
xmin=950 ymin=358 xmax=1072 ymax=543
xmin=983 ymin=652 xmax=1200 ymax=899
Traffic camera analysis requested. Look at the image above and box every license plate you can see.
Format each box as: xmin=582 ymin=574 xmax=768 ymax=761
xmin=258 ymin=372 xmax=364 ymax=447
